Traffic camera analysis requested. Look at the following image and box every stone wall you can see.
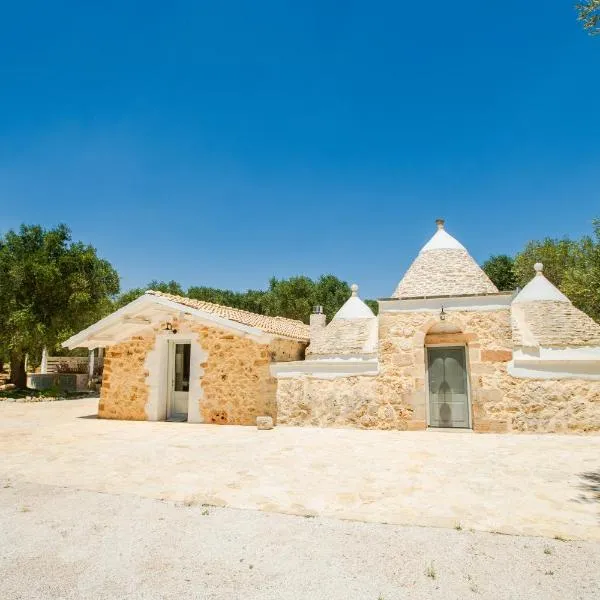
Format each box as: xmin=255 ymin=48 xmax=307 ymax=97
xmin=379 ymin=308 xmax=600 ymax=433
xmin=99 ymin=335 xmax=154 ymax=420
xmin=99 ymin=317 xmax=306 ymax=424
xmin=277 ymin=375 xmax=386 ymax=429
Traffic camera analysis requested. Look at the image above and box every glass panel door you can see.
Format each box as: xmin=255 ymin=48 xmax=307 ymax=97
xmin=168 ymin=342 xmax=191 ymax=420
xmin=427 ymin=346 xmax=470 ymax=428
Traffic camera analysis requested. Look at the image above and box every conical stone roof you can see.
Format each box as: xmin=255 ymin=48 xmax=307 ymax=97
xmin=511 ymin=263 xmax=600 ymax=348
xmin=392 ymin=220 xmax=498 ymax=298
xmin=307 ymin=284 xmax=377 ymax=356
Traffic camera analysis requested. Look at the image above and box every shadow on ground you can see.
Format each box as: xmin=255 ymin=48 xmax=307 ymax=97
xmin=576 ymin=470 xmax=600 ymax=514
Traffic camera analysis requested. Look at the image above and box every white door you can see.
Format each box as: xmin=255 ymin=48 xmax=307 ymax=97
xmin=427 ymin=346 xmax=470 ymax=428
xmin=167 ymin=342 xmax=191 ymax=420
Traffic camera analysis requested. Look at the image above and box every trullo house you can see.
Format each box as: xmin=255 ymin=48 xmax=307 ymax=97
xmin=64 ymin=220 xmax=600 ymax=432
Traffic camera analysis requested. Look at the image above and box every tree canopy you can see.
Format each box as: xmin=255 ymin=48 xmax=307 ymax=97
xmin=0 ymin=224 xmax=119 ymax=386
xmin=576 ymin=1 xmax=600 ymax=35
xmin=114 ymin=274 xmax=379 ymax=324
xmin=512 ymin=220 xmax=600 ymax=322
xmin=482 ymin=255 xmax=517 ymax=291
xmin=483 ymin=219 xmax=600 ymax=323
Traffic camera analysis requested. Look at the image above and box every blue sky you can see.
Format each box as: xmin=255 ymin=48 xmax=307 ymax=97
xmin=1 ymin=1 xmax=598 ymax=299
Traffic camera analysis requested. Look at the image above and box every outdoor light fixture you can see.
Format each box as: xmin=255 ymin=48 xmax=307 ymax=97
xmin=440 ymin=306 xmax=446 ymax=321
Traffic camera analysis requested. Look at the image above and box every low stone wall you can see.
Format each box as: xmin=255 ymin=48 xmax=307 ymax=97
xmin=476 ymin=367 xmax=600 ymax=433
xmin=28 ymin=373 xmax=89 ymax=392
xmin=277 ymin=375 xmax=403 ymax=429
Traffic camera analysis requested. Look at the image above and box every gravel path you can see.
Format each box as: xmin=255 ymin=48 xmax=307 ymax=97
xmin=1 ymin=480 xmax=599 ymax=600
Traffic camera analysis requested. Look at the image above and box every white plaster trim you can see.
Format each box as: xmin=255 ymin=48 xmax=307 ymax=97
xmin=514 ymin=346 xmax=600 ymax=362
xmin=270 ymin=357 xmax=379 ymax=379
xmin=507 ymin=361 xmax=600 ymax=380
xmin=379 ymin=294 xmax=513 ymax=314
xmin=306 ymin=353 xmax=378 ymax=361
xmin=144 ymin=329 xmax=208 ymax=423
xmin=508 ymin=345 xmax=600 ymax=380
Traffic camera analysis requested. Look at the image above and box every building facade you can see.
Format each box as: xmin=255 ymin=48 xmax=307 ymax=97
xmin=273 ymin=220 xmax=600 ymax=433
xmin=64 ymin=220 xmax=600 ymax=432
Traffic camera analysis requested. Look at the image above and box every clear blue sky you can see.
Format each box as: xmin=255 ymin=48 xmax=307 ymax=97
xmin=1 ymin=1 xmax=598 ymax=299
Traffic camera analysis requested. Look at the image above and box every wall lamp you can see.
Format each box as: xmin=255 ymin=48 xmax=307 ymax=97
xmin=163 ymin=322 xmax=178 ymax=334
xmin=440 ymin=306 xmax=446 ymax=321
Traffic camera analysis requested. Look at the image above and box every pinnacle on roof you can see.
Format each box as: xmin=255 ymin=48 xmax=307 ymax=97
xmin=420 ymin=219 xmax=466 ymax=252
xmin=512 ymin=263 xmax=570 ymax=304
xmin=333 ymin=284 xmax=375 ymax=320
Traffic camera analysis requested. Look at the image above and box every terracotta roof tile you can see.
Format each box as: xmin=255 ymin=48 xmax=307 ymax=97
xmin=146 ymin=290 xmax=310 ymax=341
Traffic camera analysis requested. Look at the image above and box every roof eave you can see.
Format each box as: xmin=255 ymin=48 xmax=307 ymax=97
xmin=62 ymin=295 xmax=277 ymax=349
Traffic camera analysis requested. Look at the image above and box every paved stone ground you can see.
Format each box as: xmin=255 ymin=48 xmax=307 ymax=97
xmin=0 ymin=398 xmax=599 ymax=541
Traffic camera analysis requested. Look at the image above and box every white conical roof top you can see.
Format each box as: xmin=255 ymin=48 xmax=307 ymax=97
xmin=512 ymin=263 xmax=570 ymax=304
xmin=511 ymin=263 xmax=600 ymax=348
xmin=333 ymin=284 xmax=375 ymax=320
xmin=392 ymin=220 xmax=498 ymax=298
xmin=307 ymin=284 xmax=377 ymax=356
xmin=420 ymin=221 xmax=466 ymax=252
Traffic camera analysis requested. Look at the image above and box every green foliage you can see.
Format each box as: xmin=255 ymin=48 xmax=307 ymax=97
xmin=364 ymin=299 xmax=379 ymax=316
xmin=115 ymin=274 xmax=377 ymax=324
xmin=482 ymin=255 xmax=517 ymax=291
xmin=0 ymin=224 xmax=119 ymax=385
xmin=483 ymin=219 xmax=600 ymax=323
xmin=576 ymin=0 xmax=600 ymax=35
xmin=263 ymin=275 xmax=354 ymax=323
xmin=513 ymin=220 xmax=600 ymax=322
xmin=187 ymin=286 xmax=267 ymax=314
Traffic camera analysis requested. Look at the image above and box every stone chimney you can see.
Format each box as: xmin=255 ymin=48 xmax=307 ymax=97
xmin=310 ymin=305 xmax=326 ymax=342
xmin=436 ymin=218 xmax=445 ymax=230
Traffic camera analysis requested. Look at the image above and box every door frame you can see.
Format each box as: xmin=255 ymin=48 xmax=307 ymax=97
xmin=424 ymin=343 xmax=473 ymax=430
xmin=166 ymin=338 xmax=192 ymax=421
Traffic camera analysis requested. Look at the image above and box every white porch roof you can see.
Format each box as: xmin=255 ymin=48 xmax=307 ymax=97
xmin=62 ymin=293 xmax=289 ymax=350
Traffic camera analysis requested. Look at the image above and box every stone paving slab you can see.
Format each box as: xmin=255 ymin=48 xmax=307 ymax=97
xmin=0 ymin=398 xmax=599 ymax=540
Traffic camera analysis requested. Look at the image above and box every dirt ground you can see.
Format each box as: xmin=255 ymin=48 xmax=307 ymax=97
xmin=1 ymin=480 xmax=599 ymax=600
xmin=0 ymin=398 xmax=599 ymax=599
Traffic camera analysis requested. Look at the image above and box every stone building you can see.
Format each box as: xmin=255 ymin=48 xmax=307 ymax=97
xmin=64 ymin=219 xmax=600 ymax=432
xmin=273 ymin=220 xmax=600 ymax=433
xmin=63 ymin=291 xmax=309 ymax=423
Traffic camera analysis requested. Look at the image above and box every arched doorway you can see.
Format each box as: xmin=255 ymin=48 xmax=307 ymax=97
xmin=425 ymin=321 xmax=471 ymax=429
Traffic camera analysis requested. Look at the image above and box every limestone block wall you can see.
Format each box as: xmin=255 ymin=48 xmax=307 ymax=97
xmin=99 ymin=335 xmax=155 ymax=420
xmin=277 ymin=375 xmax=388 ymax=429
xmin=379 ymin=309 xmax=600 ymax=433
xmin=99 ymin=316 xmax=306 ymax=424
xmin=188 ymin=323 xmax=306 ymax=425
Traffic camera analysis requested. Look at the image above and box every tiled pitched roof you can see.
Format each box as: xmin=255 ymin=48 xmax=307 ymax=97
xmin=512 ymin=301 xmax=600 ymax=348
xmin=146 ymin=290 xmax=310 ymax=341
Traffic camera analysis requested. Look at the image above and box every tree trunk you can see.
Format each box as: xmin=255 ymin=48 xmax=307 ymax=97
xmin=9 ymin=354 xmax=27 ymax=389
